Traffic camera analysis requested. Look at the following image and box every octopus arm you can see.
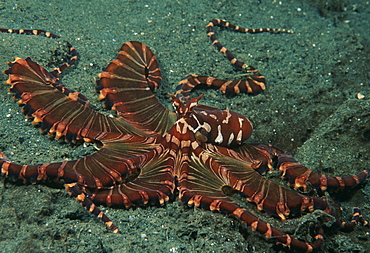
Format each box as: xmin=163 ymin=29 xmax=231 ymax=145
xmin=4 ymin=57 xmax=149 ymax=142
xmin=96 ymin=41 xmax=177 ymax=134
xmin=277 ymin=152 xmax=369 ymax=192
xmin=178 ymin=147 xmax=323 ymax=252
xmin=213 ymin=143 xmax=369 ymax=193
xmin=204 ymin=147 xmax=331 ymax=219
xmin=63 ymin=146 xmax=175 ymax=234
xmin=0 ymin=135 xmax=158 ymax=187
xmin=88 ymin=147 xmax=175 ymax=209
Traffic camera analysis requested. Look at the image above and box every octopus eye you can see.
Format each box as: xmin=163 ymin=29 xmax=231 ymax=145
xmin=94 ymin=140 xmax=104 ymax=149
xmin=195 ymin=131 xmax=208 ymax=143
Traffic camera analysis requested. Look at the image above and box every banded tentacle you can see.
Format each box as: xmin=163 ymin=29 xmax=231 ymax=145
xmin=4 ymin=57 xmax=149 ymax=142
xmin=239 ymin=144 xmax=370 ymax=193
xmin=255 ymin=144 xmax=369 ymax=230
xmin=207 ymin=19 xmax=292 ymax=71
xmin=0 ymin=134 xmax=157 ymax=186
xmin=88 ymin=145 xmax=175 ymax=208
xmin=1 ymin=28 xmax=86 ymax=104
xmin=177 ymin=73 xmax=266 ymax=103
xmin=66 ymin=141 xmax=176 ymax=234
xmin=175 ymin=19 xmax=292 ymax=102
xmin=0 ymin=131 xmax=175 ymax=233
xmin=204 ymin=142 xmax=274 ymax=176
xmin=178 ymin=141 xmax=323 ymax=252
xmin=206 ymin=146 xmax=333 ymax=220
xmin=57 ymin=137 xmax=175 ymax=234
xmin=205 ymin=142 xmax=369 ymax=231
xmin=0 ymin=28 xmax=78 ymax=78
xmin=277 ymin=151 xmax=369 ymax=192
xmin=65 ymin=182 xmax=121 ymax=233
xmin=97 ymin=41 xmax=176 ymax=135
xmin=209 ymin=142 xmax=369 ymax=193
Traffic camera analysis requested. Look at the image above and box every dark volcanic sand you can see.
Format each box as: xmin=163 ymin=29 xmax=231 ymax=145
xmin=0 ymin=0 xmax=369 ymax=252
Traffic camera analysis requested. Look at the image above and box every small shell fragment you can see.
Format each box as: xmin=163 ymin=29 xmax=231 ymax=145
xmin=356 ymin=93 xmax=365 ymax=99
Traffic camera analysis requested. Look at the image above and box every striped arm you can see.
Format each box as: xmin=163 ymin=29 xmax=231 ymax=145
xmin=176 ymin=73 xmax=265 ymax=103
xmin=0 ymin=28 xmax=78 ymax=78
xmin=97 ymin=41 xmax=176 ymax=135
xmin=0 ymin=28 xmax=60 ymax=38
xmin=203 ymin=147 xmax=331 ymax=220
xmin=0 ymin=134 xmax=158 ymax=187
xmin=4 ymin=57 xmax=149 ymax=142
xmin=209 ymin=142 xmax=369 ymax=193
xmin=277 ymin=152 xmax=369 ymax=192
xmin=0 ymin=134 xmax=175 ymax=233
xmin=65 ymin=182 xmax=121 ymax=233
xmin=178 ymin=144 xmax=323 ymax=252
xmin=175 ymin=19 xmax=292 ymax=101
xmin=207 ymin=19 xmax=292 ymax=71
xmin=65 ymin=145 xmax=176 ymax=233
xmin=88 ymin=147 xmax=175 ymax=208
xmin=204 ymin=143 xmax=369 ymax=232
xmin=204 ymin=143 xmax=275 ymax=175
